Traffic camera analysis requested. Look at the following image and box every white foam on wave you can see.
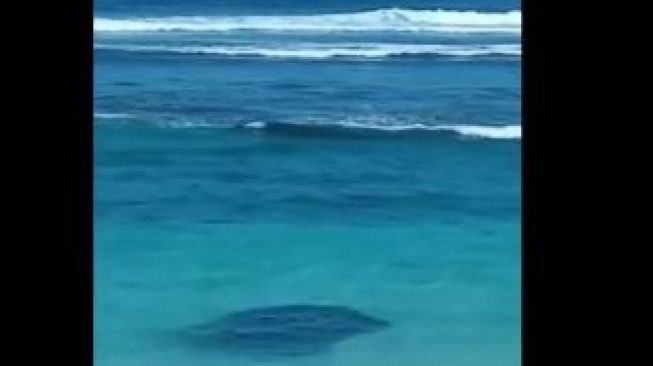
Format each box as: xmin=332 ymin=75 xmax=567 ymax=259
xmin=95 ymin=43 xmax=521 ymax=58
xmin=243 ymin=121 xmax=267 ymax=129
xmin=336 ymin=121 xmax=521 ymax=139
xmin=95 ymin=115 xmax=520 ymax=140
xmin=94 ymin=8 xmax=521 ymax=34
xmin=430 ymin=124 xmax=521 ymax=139
xmin=244 ymin=120 xmax=521 ymax=139
xmin=94 ymin=112 xmax=133 ymax=119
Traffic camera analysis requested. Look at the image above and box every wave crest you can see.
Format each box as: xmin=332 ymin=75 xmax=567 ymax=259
xmin=94 ymin=8 xmax=521 ymax=34
xmin=95 ymin=43 xmax=521 ymax=59
xmin=242 ymin=121 xmax=521 ymax=139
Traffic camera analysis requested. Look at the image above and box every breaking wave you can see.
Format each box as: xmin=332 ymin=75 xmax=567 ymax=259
xmin=95 ymin=43 xmax=521 ymax=59
xmin=94 ymin=8 xmax=521 ymax=34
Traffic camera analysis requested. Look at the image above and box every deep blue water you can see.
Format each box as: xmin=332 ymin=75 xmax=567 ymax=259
xmin=97 ymin=0 xmax=519 ymax=15
xmin=94 ymin=1 xmax=521 ymax=365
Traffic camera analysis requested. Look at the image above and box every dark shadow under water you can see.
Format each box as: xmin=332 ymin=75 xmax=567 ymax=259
xmin=179 ymin=304 xmax=390 ymax=360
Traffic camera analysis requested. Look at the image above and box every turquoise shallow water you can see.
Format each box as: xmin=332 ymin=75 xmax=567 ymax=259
xmin=95 ymin=221 xmax=520 ymax=366
xmin=95 ymin=125 xmax=520 ymax=366
xmin=95 ymin=220 xmax=520 ymax=366
xmin=94 ymin=0 xmax=521 ymax=364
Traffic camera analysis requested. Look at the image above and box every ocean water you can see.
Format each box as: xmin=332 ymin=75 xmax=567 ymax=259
xmin=94 ymin=1 xmax=521 ymax=365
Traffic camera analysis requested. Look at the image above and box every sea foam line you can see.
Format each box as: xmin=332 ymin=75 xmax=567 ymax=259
xmin=243 ymin=121 xmax=522 ymax=139
xmin=94 ymin=8 xmax=522 ymax=34
xmin=94 ymin=113 xmax=134 ymax=119
xmin=94 ymin=43 xmax=522 ymax=58
xmin=93 ymin=114 xmax=521 ymax=140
